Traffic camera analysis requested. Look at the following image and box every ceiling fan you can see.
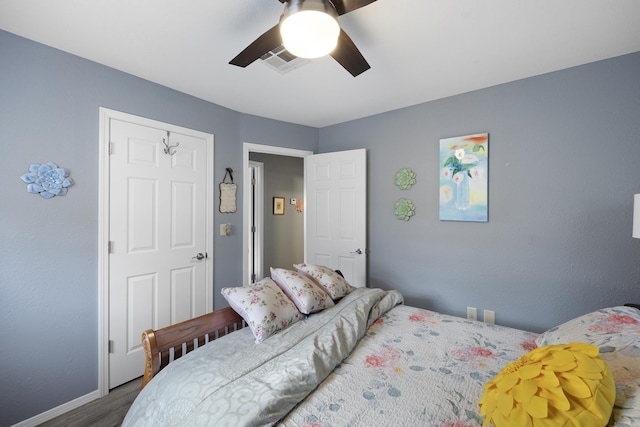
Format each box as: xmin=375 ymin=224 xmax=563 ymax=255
xmin=229 ymin=0 xmax=377 ymax=77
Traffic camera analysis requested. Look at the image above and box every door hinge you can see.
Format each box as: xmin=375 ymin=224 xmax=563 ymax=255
xmin=251 ymin=177 xmax=256 ymax=186
xmin=109 ymin=142 xmax=113 ymax=155
xmin=251 ymin=226 xmax=256 ymax=233
xmin=251 ymin=273 xmax=257 ymax=283
xmin=108 ymin=340 xmax=115 ymax=353
xmin=108 ymin=241 xmax=113 ymax=253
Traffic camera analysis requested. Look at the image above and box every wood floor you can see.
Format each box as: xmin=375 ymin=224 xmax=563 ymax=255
xmin=37 ymin=377 xmax=142 ymax=427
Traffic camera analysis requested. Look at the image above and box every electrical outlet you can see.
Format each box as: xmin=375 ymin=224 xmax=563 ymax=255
xmin=484 ymin=309 xmax=495 ymax=324
xmin=467 ymin=306 xmax=477 ymax=321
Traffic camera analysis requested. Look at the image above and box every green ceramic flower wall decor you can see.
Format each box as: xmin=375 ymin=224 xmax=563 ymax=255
xmin=394 ymin=168 xmax=417 ymax=190
xmin=394 ymin=198 xmax=416 ymax=221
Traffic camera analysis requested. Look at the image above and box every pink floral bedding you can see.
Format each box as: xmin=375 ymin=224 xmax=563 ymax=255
xmin=279 ymin=305 xmax=538 ymax=427
xmin=125 ymin=288 xmax=640 ymax=427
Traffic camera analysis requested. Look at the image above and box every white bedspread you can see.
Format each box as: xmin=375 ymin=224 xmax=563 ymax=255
xmin=122 ymin=287 xmax=403 ymax=427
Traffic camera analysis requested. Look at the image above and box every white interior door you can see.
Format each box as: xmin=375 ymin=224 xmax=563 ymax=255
xmin=108 ymin=118 xmax=212 ymax=388
xmin=305 ymin=149 xmax=367 ymax=287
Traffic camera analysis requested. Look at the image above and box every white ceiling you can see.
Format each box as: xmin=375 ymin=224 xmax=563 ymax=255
xmin=1 ymin=0 xmax=639 ymax=128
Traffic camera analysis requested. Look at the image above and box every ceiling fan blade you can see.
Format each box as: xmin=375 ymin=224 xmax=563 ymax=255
xmin=276 ymin=0 xmax=377 ymax=16
xmin=331 ymin=0 xmax=377 ymax=15
xmin=330 ymin=29 xmax=370 ymax=77
xmin=229 ymin=24 xmax=282 ymax=67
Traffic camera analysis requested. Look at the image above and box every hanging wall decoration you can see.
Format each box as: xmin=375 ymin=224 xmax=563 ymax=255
xmin=393 ymin=168 xmax=417 ymax=221
xmin=20 ymin=162 xmax=74 ymax=199
xmin=439 ymin=133 xmax=489 ymax=222
xmin=394 ymin=167 xmax=417 ymax=190
xmin=394 ymin=198 xmax=416 ymax=221
xmin=219 ymin=168 xmax=237 ymax=213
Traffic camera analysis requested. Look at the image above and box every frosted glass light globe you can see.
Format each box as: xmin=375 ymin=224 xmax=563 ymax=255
xmin=281 ymin=9 xmax=340 ymax=59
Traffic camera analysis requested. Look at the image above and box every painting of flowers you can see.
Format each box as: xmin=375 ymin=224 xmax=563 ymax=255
xmin=439 ymin=133 xmax=488 ymax=222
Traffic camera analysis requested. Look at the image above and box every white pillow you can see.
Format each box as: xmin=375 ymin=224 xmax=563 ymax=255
xmin=294 ymin=263 xmax=354 ymax=300
xmin=270 ymin=267 xmax=334 ymax=314
xmin=221 ymin=278 xmax=302 ymax=343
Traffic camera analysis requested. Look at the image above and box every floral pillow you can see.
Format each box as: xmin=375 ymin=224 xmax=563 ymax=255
xmin=221 ymin=278 xmax=302 ymax=343
xmin=602 ymin=339 xmax=640 ymax=425
xmin=293 ymin=263 xmax=354 ymax=300
xmin=535 ymin=305 xmax=640 ymax=348
xmin=270 ymin=268 xmax=334 ymax=314
xmin=535 ymin=306 xmax=640 ymax=425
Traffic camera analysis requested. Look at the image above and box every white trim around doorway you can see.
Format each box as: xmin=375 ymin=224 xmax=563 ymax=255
xmin=242 ymin=143 xmax=313 ymax=286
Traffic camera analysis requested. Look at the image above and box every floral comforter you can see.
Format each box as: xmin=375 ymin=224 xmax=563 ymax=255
xmin=279 ymin=305 xmax=538 ymax=427
xmin=124 ymin=291 xmax=640 ymax=427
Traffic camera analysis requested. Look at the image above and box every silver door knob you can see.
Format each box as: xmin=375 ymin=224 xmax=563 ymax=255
xmin=351 ymin=248 xmax=363 ymax=255
xmin=192 ymin=253 xmax=205 ymax=260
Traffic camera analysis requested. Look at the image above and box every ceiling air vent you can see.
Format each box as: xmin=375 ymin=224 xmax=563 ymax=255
xmin=260 ymin=45 xmax=309 ymax=74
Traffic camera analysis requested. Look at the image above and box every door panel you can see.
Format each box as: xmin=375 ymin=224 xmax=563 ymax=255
xmin=171 ymin=268 xmax=195 ymax=323
xmin=108 ymin=119 xmax=210 ymax=388
xmin=171 ymin=181 xmax=195 ymax=247
xmin=126 ymin=274 xmax=155 ymax=357
xmin=128 ymin=178 xmax=157 ymax=252
xmin=305 ymin=149 xmax=367 ymax=287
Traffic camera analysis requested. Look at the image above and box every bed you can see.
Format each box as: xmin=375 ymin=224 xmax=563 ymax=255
xmin=123 ymin=268 xmax=640 ymax=427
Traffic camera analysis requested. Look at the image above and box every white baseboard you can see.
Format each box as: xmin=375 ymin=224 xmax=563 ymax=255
xmin=11 ymin=389 xmax=101 ymax=427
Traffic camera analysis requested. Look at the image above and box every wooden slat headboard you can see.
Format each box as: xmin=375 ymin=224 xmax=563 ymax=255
xmin=141 ymin=306 xmax=245 ymax=388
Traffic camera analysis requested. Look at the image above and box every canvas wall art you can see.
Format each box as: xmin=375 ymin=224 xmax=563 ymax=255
xmin=439 ymin=133 xmax=488 ymax=222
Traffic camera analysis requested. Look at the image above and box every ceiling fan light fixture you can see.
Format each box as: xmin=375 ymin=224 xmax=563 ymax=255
xmin=280 ymin=0 xmax=340 ymax=59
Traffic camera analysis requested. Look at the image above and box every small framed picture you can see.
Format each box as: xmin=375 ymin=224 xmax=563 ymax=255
xmin=273 ymin=197 xmax=285 ymax=215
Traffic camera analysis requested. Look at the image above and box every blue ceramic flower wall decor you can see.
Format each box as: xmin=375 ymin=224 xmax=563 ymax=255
xmin=20 ymin=162 xmax=74 ymax=199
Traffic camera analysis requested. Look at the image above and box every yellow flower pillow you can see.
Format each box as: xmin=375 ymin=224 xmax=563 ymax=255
xmin=479 ymin=342 xmax=615 ymax=427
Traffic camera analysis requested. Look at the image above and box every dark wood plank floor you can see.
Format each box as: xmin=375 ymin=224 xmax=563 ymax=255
xmin=37 ymin=377 xmax=142 ymax=427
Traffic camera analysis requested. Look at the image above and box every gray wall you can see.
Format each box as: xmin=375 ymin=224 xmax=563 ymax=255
xmin=250 ymin=153 xmax=305 ymax=274
xmin=2 ymin=27 xmax=640 ymax=426
xmin=0 ymin=30 xmax=318 ymax=426
xmin=319 ymin=51 xmax=640 ymax=332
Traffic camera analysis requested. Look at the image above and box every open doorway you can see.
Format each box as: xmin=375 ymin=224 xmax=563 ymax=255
xmin=249 ymin=153 xmax=304 ymax=281
xmin=242 ymin=143 xmax=313 ymax=285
